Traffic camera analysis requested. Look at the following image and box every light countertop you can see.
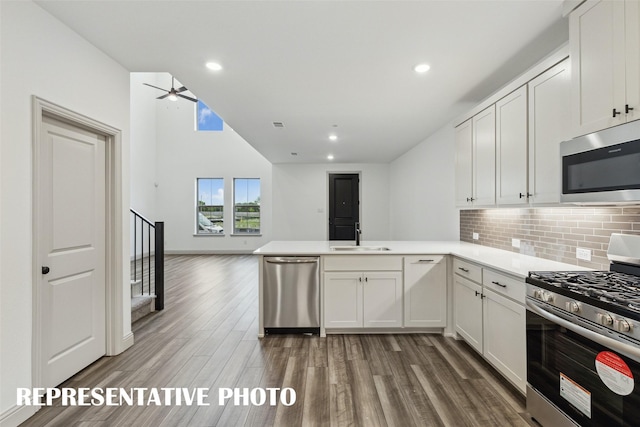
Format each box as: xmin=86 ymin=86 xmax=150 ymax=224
xmin=253 ymin=240 xmax=592 ymax=279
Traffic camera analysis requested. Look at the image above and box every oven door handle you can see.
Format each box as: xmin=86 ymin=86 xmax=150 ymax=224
xmin=526 ymin=299 xmax=640 ymax=362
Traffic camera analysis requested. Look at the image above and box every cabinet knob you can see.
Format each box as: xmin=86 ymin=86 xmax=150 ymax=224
xmin=613 ymin=108 xmax=622 ymax=117
xmin=627 ymin=104 xmax=635 ymax=114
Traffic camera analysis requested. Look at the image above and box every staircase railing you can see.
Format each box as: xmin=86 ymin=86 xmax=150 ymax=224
xmin=130 ymin=208 xmax=164 ymax=310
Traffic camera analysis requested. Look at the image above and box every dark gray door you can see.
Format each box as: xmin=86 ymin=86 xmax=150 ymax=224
xmin=329 ymin=173 xmax=359 ymax=240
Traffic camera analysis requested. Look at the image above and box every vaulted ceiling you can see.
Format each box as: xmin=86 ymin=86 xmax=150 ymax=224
xmin=36 ymin=1 xmax=569 ymax=164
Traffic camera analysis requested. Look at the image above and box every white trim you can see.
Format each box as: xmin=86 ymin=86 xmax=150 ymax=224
xmin=31 ymin=97 xmax=131 ymax=396
xmin=0 ymin=405 xmax=38 ymax=427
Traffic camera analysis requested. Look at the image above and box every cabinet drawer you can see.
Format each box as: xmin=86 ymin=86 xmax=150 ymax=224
xmin=323 ymin=255 xmax=403 ymax=271
xmin=453 ymin=258 xmax=482 ymax=283
xmin=483 ymin=269 xmax=525 ymax=304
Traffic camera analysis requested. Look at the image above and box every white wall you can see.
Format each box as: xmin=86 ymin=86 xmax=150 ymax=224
xmin=389 ymin=123 xmax=459 ymax=240
xmin=0 ymin=2 xmax=131 ymax=423
xmin=154 ymin=93 xmax=273 ymax=253
xmin=130 ymin=73 xmax=159 ymax=219
xmin=272 ymin=163 xmax=391 ymax=241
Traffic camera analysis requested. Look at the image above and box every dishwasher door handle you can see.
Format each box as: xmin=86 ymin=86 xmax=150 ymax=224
xmin=265 ymin=257 xmax=319 ymax=264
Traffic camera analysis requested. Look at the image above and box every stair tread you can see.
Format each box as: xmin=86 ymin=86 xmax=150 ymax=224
xmin=131 ymin=295 xmax=154 ymax=311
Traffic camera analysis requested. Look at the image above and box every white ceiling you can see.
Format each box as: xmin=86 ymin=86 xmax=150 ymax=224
xmin=36 ymin=0 xmax=569 ymax=164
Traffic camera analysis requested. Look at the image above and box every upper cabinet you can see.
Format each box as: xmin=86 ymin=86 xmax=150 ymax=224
xmin=570 ymin=0 xmax=640 ymax=137
xmin=496 ymin=86 xmax=528 ymax=205
xmin=455 ymin=107 xmax=496 ymax=208
xmin=528 ymin=58 xmax=571 ymax=205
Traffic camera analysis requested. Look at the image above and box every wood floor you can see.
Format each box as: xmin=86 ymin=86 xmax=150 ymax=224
xmin=21 ymin=254 xmax=535 ymax=427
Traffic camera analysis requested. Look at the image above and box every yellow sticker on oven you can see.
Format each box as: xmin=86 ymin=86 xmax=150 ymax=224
xmin=595 ymin=351 xmax=634 ymax=396
xmin=560 ymin=373 xmax=592 ymax=418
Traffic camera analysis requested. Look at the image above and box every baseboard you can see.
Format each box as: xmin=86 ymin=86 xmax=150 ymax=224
xmin=0 ymin=403 xmax=37 ymax=427
xmin=165 ymin=249 xmax=255 ymax=255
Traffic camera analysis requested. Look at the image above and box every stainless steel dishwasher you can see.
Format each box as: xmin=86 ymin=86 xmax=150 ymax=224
xmin=263 ymin=256 xmax=320 ymax=335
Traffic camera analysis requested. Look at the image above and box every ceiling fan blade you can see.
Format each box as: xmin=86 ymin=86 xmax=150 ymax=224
xmin=177 ymin=93 xmax=198 ymax=102
xmin=157 ymin=93 xmax=170 ymax=100
xmin=175 ymin=86 xmax=188 ymax=93
xmin=143 ymin=83 xmax=169 ymax=91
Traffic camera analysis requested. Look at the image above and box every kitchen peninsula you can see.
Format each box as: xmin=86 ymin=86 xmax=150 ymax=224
xmin=254 ymin=240 xmax=589 ymax=393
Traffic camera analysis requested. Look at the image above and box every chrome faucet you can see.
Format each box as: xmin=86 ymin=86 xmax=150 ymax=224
xmin=355 ymin=222 xmax=361 ymax=246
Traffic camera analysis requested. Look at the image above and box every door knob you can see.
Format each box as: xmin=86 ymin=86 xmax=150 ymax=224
xmin=42 ymin=266 xmax=50 ymax=274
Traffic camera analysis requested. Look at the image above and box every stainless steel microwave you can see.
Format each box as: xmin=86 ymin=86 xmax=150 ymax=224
xmin=561 ymin=120 xmax=640 ymax=204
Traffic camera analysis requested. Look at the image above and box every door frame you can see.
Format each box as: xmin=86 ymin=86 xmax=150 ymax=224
xmin=31 ymin=96 xmax=128 ymax=390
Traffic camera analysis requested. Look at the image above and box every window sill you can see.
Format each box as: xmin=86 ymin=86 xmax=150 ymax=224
xmin=231 ymin=233 xmax=262 ymax=237
xmin=193 ymin=233 xmax=226 ymax=237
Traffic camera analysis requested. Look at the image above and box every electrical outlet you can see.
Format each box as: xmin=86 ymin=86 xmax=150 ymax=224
xmin=472 ymin=232 xmax=479 ymax=240
xmin=512 ymin=238 xmax=521 ymax=249
xmin=576 ymin=247 xmax=592 ymax=261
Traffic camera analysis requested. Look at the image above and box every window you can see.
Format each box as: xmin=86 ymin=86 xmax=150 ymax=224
xmin=196 ymin=178 xmax=224 ymax=234
xmin=234 ymin=178 xmax=260 ymax=234
xmin=196 ymin=100 xmax=223 ymax=131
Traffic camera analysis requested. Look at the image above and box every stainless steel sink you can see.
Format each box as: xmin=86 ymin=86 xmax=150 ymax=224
xmin=330 ymin=245 xmax=391 ymax=251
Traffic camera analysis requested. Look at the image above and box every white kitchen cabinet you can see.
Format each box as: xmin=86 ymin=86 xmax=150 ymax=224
xmin=453 ymin=274 xmax=483 ymax=353
xmin=324 ymin=270 xmax=402 ymax=329
xmin=483 ymin=288 xmax=526 ymax=393
xmin=404 ymin=255 xmax=447 ymax=328
xmin=527 ymin=57 xmax=571 ymax=205
xmin=496 ymin=86 xmax=528 ymax=205
xmin=455 ymin=119 xmax=473 ymax=207
xmin=453 ymin=258 xmax=526 ymax=394
xmin=570 ymin=0 xmax=640 ymax=137
xmin=324 ymin=272 xmax=363 ymax=328
xmin=455 ymin=106 xmax=496 ymax=208
xmin=472 ymin=105 xmax=496 ymax=207
xmin=362 ymin=272 xmax=403 ymax=328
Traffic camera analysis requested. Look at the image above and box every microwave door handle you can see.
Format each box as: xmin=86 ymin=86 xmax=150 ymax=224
xmin=526 ymin=300 xmax=640 ymax=362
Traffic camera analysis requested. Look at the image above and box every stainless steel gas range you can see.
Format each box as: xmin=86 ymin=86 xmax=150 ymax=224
xmin=525 ymin=234 xmax=640 ymax=427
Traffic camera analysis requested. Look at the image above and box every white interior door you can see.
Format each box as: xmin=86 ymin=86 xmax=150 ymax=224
xmin=39 ymin=115 xmax=106 ymax=388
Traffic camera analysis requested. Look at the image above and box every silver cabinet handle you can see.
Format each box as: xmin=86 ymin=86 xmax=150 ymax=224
xmin=526 ymin=299 xmax=640 ymax=362
xmin=491 ymin=281 xmax=507 ymax=288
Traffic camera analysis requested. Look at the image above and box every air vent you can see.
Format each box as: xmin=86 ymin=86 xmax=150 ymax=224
xmin=272 ymin=121 xmax=285 ymax=128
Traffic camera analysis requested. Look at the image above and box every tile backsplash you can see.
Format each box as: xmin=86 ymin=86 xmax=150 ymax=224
xmin=460 ymin=207 xmax=640 ymax=270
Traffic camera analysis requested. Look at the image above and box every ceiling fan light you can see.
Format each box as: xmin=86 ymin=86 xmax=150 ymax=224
xmin=168 ymin=93 xmax=178 ymax=102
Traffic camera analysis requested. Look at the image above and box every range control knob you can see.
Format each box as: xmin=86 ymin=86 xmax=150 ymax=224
xmin=615 ymin=319 xmax=632 ymax=333
xmin=565 ymin=301 xmax=581 ymax=313
xmin=533 ymin=289 xmax=543 ymax=300
xmin=542 ymin=292 xmax=555 ymax=303
xmin=598 ymin=313 xmax=614 ymax=326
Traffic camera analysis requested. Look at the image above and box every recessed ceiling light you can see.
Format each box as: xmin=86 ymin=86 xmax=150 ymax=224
xmin=327 ymin=154 xmax=334 ymax=160
xmin=414 ymin=63 xmax=430 ymax=73
xmin=206 ymin=62 xmax=223 ymax=71
xmin=329 ymin=135 xmax=338 ymax=141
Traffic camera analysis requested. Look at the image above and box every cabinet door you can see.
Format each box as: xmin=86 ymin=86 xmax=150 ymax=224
xmin=570 ymin=0 xmax=626 ymax=136
xmin=496 ymin=86 xmax=528 ymax=205
xmin=528 ymin=58 xmax=571 ymax=205
xmin=453 ymin=275 xmax=483 ymax=353
xmin=483 ymin=289 xmax=526 ymax=394
xmin=363 ymin=272 xmax=403 ymax=328
xmin=472 ymin=105 xmax=496 ymax=206
xmin=455 ymin=119 xmax=473 ymax=207
xmin=626 ymin=0 xmax=640 ymax=123
xmin=404 ymin=256 xmax=447 ymax=327
xmin=324 ymin=272 xmax=362 ymax=328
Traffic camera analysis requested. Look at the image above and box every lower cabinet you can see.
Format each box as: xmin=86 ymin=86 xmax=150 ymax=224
xmin=404 ymin=255 xmax=447 ymax=327
xmin=483 ymin=288 xmax=526 ymax=392
xmin=324 ymin=271 xmax=403 ymax=328
xmin=453 ymin=258 xmax=526 ymax=394
xmin=453 ymin=274 xmax=483 ymax=353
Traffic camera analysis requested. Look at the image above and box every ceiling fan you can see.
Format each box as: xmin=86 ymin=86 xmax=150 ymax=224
xmin=143 ymin=76 xmax=197 ymax=102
